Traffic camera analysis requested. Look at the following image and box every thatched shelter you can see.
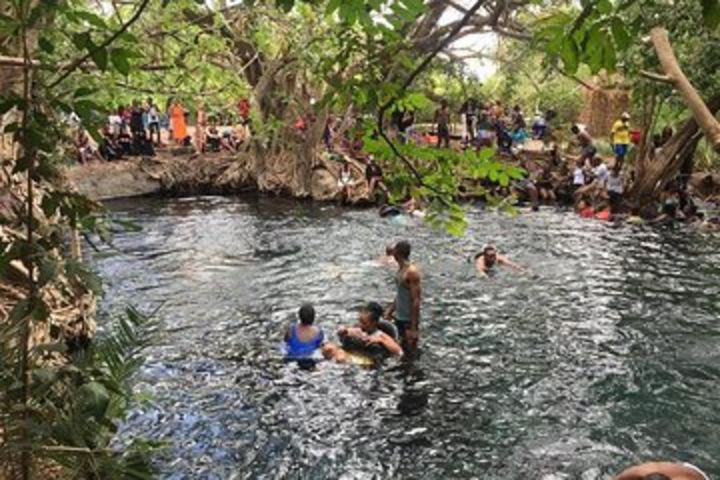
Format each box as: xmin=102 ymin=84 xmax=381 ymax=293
xmin=577 ymin=86 xmax=630 ymax=138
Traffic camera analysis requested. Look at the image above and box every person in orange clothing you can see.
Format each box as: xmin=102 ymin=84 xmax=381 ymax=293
xmin=169 ymin=99 xmax=187 ymax=145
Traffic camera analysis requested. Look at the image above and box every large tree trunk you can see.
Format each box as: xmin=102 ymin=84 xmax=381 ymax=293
xmin=630 ymin=95 xmax=720 ymax=209
xmin=649 ymin=28 xmax=720 ymax=152
xmin=630 ymin=28 xmax=720 ymax=210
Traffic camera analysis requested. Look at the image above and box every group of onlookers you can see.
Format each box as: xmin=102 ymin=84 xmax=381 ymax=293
xmin=73 ymin=97 xmax=254 ymax=163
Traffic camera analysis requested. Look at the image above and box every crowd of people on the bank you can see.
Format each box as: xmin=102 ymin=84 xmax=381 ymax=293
xmin=70 ymin=93 xmax=720 ymax=230
xmin=72 ymin=97 xmax=253 ymax=163
xmin=388 ymin=98 xmax=556 ymax=155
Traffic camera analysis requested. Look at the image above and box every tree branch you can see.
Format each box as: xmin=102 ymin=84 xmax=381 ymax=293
xmin=639 ymin=69 xmax=673 ymax=84
xmin=47 ymin=0 xmax=152 ymax=89
xmin=649 ymin=27 xmax=720 ymax=152
xmin=377 ymin=0 xmax=488 ymax=191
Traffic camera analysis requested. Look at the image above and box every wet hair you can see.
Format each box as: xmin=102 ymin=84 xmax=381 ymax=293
xmin=385 ymin=244 xmax=395 ymax=255
xmin=475 ymin=244 xmax=496 ymax=259
xmin=644 ymin=474 xmax=671 ymax=480
xmin=363 ymin=301 xmax=384 ymax=324
xmin=394 ymin=240 xmax=411 ymax=260
xmin=298 ymin=303 xmax=315 ymax=325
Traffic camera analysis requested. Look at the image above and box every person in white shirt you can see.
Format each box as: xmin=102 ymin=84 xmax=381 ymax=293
xmin=572 ymin=159 xmax=585 ymax=193
xmin=592 ymin=156 xmax=609 ymax=187
xmin=607 ymin=163 xmax=624 ymax=211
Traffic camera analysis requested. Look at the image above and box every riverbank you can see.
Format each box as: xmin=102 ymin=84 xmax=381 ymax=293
xmin=65 ymin=149 xmax=375 ymax=204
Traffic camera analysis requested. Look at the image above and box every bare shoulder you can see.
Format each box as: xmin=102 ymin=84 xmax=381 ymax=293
xmin=405 ymin=264 xmax=422 ymax=281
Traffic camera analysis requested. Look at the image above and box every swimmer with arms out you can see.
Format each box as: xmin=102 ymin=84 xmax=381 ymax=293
xmin=474 ymin=244 xmax=525 ymax=277
xmin=614 ymin=462 xmax=709 ymax=480
xmin=384 ymin=240 xmax=422 ymax=349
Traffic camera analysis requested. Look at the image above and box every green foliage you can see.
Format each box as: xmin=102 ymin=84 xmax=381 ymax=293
xmin=1 ymin=0 xmax=161 ymax=476
xmin=363 ymin=133 xmax=525 ymax=235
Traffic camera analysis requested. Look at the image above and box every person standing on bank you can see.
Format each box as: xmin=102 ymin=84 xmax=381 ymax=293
xmin=435 ymin=100 xmax=451 ymax=149
xmin=384 ymin=240 xmax=422 ymax=349
xmin=611 ymin=112 xmax=631 ymax=166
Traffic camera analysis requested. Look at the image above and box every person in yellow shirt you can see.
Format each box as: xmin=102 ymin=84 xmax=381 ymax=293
xmin=611 ymin=112 xmax=631 ymax=164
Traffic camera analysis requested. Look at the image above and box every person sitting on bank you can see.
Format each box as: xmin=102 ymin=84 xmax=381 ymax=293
xmin=607 ymin=163 xmax=624 ymax=212
xmin=205 ymin=118 xmax=222 ymax=152
xmin=98 ymin=126 xmax=122 ymax=161
xmin=474 ymin=244 xmax=525 ymax=276
xmin=571 ymin=124 xmax=597 ymax=165
xmin=284 ymin=303 xmax=325 ymax=361
xmin=337 ymin=161 xmax=355 ymax=204
xmin=336 ymin=302 xmax=403 ymax=361
xmin=365 ymin=156 xmax=388 ymax=198
xmin=614 ymin=461 xmax=709 ymax=480
xmin=74 ymin=129 xmax=103 ymax=164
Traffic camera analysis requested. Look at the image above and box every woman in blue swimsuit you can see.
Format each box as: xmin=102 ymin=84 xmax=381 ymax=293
xmin=284 ymin=303 xmax=325 ymax=360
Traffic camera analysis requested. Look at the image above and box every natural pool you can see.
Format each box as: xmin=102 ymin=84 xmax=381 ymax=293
xmin=92 ymin=195 xmax=720 ymax=479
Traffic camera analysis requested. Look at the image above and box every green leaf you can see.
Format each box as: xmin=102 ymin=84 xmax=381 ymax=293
xmin=701 ymin=0 xmax=720 ymax=28
xmin=596 ymin=0 xmax=612 ymax=15
xmin=326 ymin=0 xmax=343 ymax=15
xmin=75 ymin=11 xmax=107 ymax=29
xmin=277 ymin=0 xmax=295 ymax=12
xmin=38 ymin=37 xmax=55 ymax=54
xmin=91 ymin=46 xmax=108 ymax=71
xmin=0 ymin=13 xmax=19 ymax=35
xmin=71 ymin=31 xmax=92 ymax=51
xmin=77 ymin=382 xmax=110 ymax=420
xmin=602 ymin=40 xmax=617 ymax=72
xmin=110 ymin=48 xmax=131 ymax=75
xmin=73 ymin=86 xmax=97 ymax=98
xmin=0 ymin=95 xmax=21 ymax=115
xmin=610 ymin=17 xmax=631 ymax=50
xmin=74 ymin=99 xmax=100 ymax=122
xmin=560 ymin=36 xmax=579 ymax=73
xmin=38 ymin=256 xmax=59 ymax=287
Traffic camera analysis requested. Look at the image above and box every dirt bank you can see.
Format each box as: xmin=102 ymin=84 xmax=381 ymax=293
xmin=66 ymin=149 xmax=374 ymax=203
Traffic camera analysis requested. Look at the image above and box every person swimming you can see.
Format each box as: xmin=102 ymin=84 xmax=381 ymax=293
xmin=284 ymin=303 xmax=325 ymax=362
xmin=474 ymin=244 xmax=525 ymax=276
xmin=376 ymin=244 xmax=398 ymax=268
xmin=614 ymin=462 xmax=709 ymax=480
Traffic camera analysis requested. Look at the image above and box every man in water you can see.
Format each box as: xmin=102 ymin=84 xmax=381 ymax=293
xmin=614 ymin=462 xmax=709 ymax=480
xmin=384 ymin=240 xmax=422 ymax=349
xmin=376 ymin=244 xmax=398 ymax=268
xmin=321 ymin=302 xmax=403 ymax=363
xmin=474 ymin=244 xmax=525 ymax=276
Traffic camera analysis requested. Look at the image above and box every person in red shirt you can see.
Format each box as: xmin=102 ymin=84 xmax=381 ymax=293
xmin=577 ymin=199 xmax=595 ymax=218
xmin=237 ymin=98 xmax=250 ymax=123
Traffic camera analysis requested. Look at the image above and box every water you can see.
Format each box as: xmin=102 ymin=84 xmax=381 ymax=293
xmin=92 ymin=195 xmax=720 ymax=479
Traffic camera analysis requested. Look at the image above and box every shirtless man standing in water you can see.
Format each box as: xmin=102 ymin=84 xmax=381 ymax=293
xmin=384 ymin=240 xmax=422 ymax=349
